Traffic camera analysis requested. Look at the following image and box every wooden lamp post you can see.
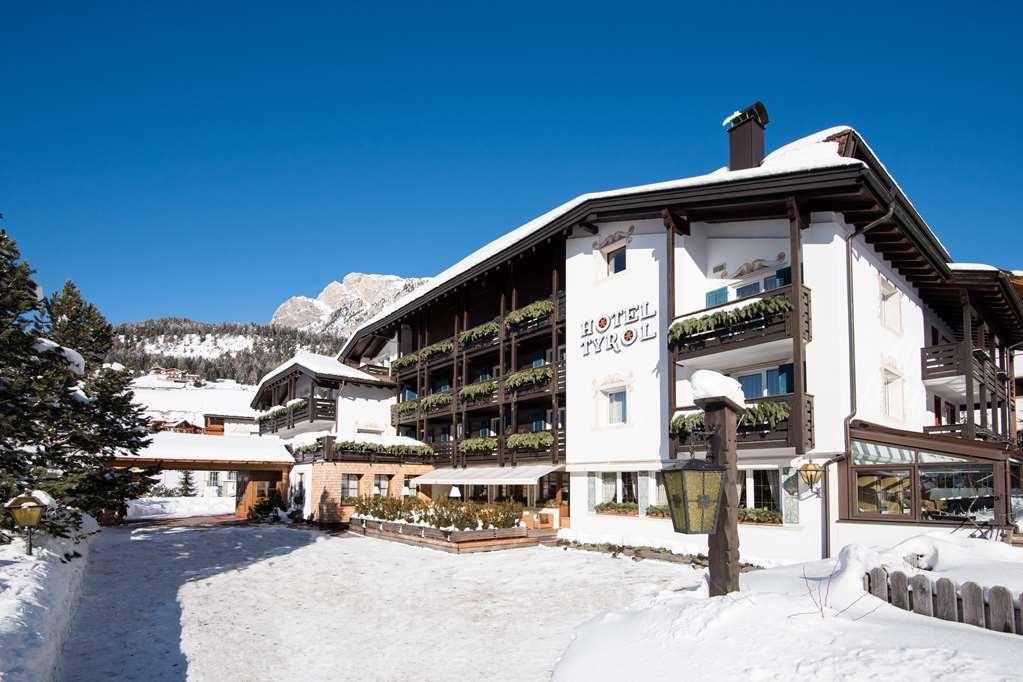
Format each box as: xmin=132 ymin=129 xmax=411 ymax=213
xmin=663 ymin=373 xmax=743 ymax=597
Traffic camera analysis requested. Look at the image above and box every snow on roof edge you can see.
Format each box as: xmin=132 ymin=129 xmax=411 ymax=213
xmin=255 ymin=350 xmax=386 ymax=395
xmin=340 ymin=126 xmax=863 ymax=358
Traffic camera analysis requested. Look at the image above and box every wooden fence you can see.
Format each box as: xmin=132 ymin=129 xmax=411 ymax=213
xmin=865 ymin=567 xmax=1021 ymax=635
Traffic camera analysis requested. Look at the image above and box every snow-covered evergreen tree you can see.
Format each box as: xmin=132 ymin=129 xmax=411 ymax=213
xmin=177 ymin=471 xmax=197 ymax=497
xmin=0 ymin=230 xmax=153 ymax=535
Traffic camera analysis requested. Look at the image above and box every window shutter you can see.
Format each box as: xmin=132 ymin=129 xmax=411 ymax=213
xmin=705 ymin=287 xmax=728 ymax=308
xmin=778 ymin=364 xmax=794 ymax=394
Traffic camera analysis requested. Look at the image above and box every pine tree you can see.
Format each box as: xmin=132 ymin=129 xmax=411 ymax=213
xmin=177 ymin=470 xmax=197 ymax=497
xmin=46 ymin=281 xmax=114 ymax=368
xmin=0 ymin=230 xmax=154 ymax=535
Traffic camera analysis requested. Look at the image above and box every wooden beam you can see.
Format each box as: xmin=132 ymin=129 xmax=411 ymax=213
xmin=577 ymin=213 xmax=600 ymax=234
xmin=660 ymin=208 xmax=690 ymax=236
xmin=787 ymin=196 xmax=807 ymax=454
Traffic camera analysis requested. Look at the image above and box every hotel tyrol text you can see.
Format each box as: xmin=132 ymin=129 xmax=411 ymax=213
xmin=579 ymin=301 xmax=657 ymax=356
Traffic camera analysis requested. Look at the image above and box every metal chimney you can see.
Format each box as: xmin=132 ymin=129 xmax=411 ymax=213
xmin=725 ymin=102 xmax=769 ymax=171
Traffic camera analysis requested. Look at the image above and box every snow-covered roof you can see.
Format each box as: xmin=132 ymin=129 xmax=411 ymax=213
xmin=340 ymin=126 xmax=864 ymax=357
xmin=131 ymin=376 xmax=259 ymax=422
xmin=256 ymin=351 xmax=385 ymax=391
xmin=948 ymin=262 xmax=1000 ymax=272
xmin=123 ymin=431 xmax=294 ymax=464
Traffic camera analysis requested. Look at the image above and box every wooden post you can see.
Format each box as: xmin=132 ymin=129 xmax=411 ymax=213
xmin=551 ymin=265 xmax=560 ymax=464
xmin=962 ymin=294 xmax=976 ymax=440
xmin=786 ymin=198 xmax=807 ymax=454
xmin=663 ymin=211 xmax=678 ymax=460
xmin=701 ymin=398 xmax=740 ymax=597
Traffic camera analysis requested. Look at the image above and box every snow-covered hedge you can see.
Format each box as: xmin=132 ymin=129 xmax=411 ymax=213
xmin=0 ymin=517 xmax=98 ymax=682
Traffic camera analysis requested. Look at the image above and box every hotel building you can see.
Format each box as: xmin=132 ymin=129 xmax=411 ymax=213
xmin=259 ymin=104 xmax=1023 ymax=563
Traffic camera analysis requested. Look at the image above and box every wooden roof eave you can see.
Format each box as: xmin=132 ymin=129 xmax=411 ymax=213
xmin=250 ymin=364 xmax=395 ymax=409
xmin=850 ymin=420 xmax=1015 ymax=462
xmin=341 ymin=165 xmax=868 ymax=360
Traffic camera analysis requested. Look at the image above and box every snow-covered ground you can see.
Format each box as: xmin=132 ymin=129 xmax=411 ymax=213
xmin=555 ymin=535 xmax=1023 ymax=681
xmin=56 ymin=524 xmax=693 ymax=681
xmin=0 ymin=519 xmax=97 ymax=682
xmin=126 ymin=496 xmax=236 ymax=520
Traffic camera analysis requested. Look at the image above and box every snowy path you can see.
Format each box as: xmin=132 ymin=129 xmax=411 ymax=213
xmin=57 ymin=524 xmax=697 ymax=681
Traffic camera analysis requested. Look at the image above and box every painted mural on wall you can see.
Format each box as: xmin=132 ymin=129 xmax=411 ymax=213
xmin=579 ymin=302 xmax=657 ymax=356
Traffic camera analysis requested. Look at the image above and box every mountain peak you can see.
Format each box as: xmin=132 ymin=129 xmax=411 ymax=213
xmin=272 ymin=273 xmax=428 ymax=337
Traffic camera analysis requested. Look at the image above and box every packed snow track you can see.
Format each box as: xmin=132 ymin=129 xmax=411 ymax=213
xmin=57 ymin=523 xmax=694 ymax=681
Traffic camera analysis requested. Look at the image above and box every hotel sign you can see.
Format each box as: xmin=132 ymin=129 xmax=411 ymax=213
xmin=580 ymin=301 xmax=657 ymax=356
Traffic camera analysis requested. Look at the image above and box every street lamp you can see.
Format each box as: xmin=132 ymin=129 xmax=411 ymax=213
xmin=662 ymin=457 xmax=727 ymax=534
xmin=4 ymin=492 xmax=48 ymax=556
xmin=798 ymin=462 xmax=824 ymax=496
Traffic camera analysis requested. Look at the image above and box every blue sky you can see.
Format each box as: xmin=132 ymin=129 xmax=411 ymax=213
xmin=4 ymin=2 xmax=1021 ymax=324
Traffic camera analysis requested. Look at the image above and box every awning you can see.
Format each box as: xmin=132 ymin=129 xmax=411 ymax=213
xmin=412 ymin=464 xmax=562 ymax=486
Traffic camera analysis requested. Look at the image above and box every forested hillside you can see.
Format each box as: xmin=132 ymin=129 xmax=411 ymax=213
xmin=107 ymin=318 xmax=342 ymax=384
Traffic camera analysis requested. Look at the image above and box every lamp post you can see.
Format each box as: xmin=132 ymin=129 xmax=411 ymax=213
xmin=663 ymin=388 xmax=743 ymax=596
xmin=4 ymin=492 xmax=48 ymax=556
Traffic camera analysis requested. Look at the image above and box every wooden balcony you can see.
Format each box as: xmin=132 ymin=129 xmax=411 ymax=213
xmin=453 ymin=430 xmax=565 ymax=466
xmin=258 ymin=398 xmax=337 ymax=435
xmin=294 ymin=437 xmax=437 ymax=465
xmin=669 ymin=285 xmax=811 ymax=361
xmin=671 ymin=393 xmax=814 ymax=454
xmin=923 ymin=424 xmax=1005 ymax=442
xmin=921 ymin=342 xmax=1008 ymax=398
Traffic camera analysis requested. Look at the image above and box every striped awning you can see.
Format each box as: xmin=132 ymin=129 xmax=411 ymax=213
xmin=412 ymin=464 xmax=562 ymax=486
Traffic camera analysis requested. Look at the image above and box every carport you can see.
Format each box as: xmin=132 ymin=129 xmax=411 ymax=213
xmin=113 ymin=431 xmax=294 ymax=517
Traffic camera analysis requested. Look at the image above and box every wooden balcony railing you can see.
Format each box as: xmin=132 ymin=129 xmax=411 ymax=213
xmin=922 ymin=343 xmax=1009 ymax=399
xmin=669 ymin=285 xmax=811 ymax=361
xmin=923 ymin=423 xmax=1006 ymax=442
xmin=293 ymin=437 xmax=437 ymax=465
xmin=671 ymin=393 xmax=813 ymax=454
xmin=259 ymin=398 xmax=337 ymax=435
xmin=389 ymin=291 xmax=566 ymax=375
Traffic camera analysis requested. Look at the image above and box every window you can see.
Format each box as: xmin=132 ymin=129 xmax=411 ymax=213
xmin=601 ymin=472 xmax=616 ymax=503
xmin=207 ymin=472 xmax=220 ymax=487
xmin=254 ymin=480 xmax=271 ymax=498
xmin=763 ymin=267 xmax=792 ymax=291
xmin=404 ymin=477 xmax=418 ymax=498
xmin=848 ymin=439 xmax=999 ymax=523
xmin=607 ymin=389 xmax=627 ymax=425
xmin=734 ymin=365 xmax=793 ymax=399
xmin=883 ymin=369 xmax=904 ymax=420
xmin=655 ymin=472 xmax=668 ymax=506
xmin=621 ymin=472 xmax=638 ymax=504
xmin=607 ymin=247 xmax=627 ymax=275
xmin=856 ymin=469 xmax=913 ymax=516
xmin=919 ymin=465 xmax=994 ymax=521
xmin=880 ymin=275 xmax=903 ymax=333
xmin=225 ymin=471 xmax=237 ymax=481
xmin=706 ymin=287 xmax=728 ymax=308
xmin=738 ymin=469 xmax=781 ymax=511
xmin=373 ymin=474 xmax=391 ymax=497
xmin=341 ymin=474 xmax=360 ymax=500
xmin=532 ymin=418 xmax=546 ymax=433
xmin=735 ymin=282 xmax=761 ymax=299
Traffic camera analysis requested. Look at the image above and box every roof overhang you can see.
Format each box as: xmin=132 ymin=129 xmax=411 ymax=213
xmin=251 ymin=362 xmax=394 ymax=409
xmin=850 ymin=420 xmax=1015 ymax=462
xmin=412 ymin=464 xmax=562 ymax=486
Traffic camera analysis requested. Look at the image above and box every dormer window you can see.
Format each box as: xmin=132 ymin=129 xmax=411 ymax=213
xmin=607 ymin=247 xmax=627 ymax=275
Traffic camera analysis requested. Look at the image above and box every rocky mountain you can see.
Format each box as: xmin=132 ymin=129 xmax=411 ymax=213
xmin=271 ymin=273 xmax=429 ymax=336
xmin=107 ymin=319 xmax=341 ymax=385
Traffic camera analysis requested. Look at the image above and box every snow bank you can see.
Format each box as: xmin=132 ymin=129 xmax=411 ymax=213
xmin=126 ymin=496 xmax=236 ymax=520
xmin=555 ymin=539 xmax=1023 ymax=680
xmin=0 ymin=517 xmax=98 ymax=682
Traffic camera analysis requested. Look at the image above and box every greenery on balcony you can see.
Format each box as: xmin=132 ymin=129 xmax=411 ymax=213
xmin=418 ymin=340 xmax=454 ymax=360
xmin=292 ymin=442 xmax=321 ymax=456
xmin=669 ymin=401 xmax=791 ymax=438
xmin=256 ymin=404 xmax=288 ymax=423
xmin=391 ymin=399 xmax=418 ymax=416
xmin=668 ymin=296 xmax=794 ymax=347
xmin=458 ymin=380 xmax=498 ymax=402
xmin=505 ymin=299 xmax=554 ymax=329
xmin=390 ymin=353 xmax=419 ymax=370
xmin=505 ymin=365 xmax=552 ymax=391
xmin=458 ymin=321 xmax=500 ymax=346
xmin=506 ymin=430 xmax=554 ymax=451
xmin=457 ymin=437 xmax=498 ymax=454
xmin=336 ymin=440 xmax=434 ymax=458
xmin=419 ymin=391 xmax=452 ymax=410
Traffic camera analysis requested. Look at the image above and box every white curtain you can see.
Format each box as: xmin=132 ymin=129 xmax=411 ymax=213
xmin=602 ymin=472 xmax=617 ymax=503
